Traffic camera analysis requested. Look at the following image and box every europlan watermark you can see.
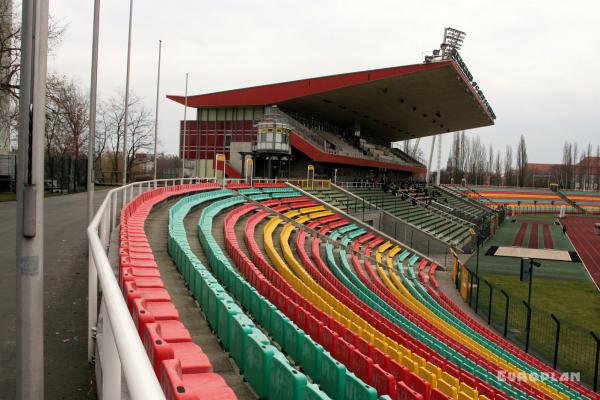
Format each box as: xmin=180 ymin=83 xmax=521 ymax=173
xmin=497 ymin=370 xmax=580 ymax=384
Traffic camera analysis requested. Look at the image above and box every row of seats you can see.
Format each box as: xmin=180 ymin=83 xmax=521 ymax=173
xmin=430 ymin=187 xmax=494 ymax=221
xmin=118 ymin=183 xmax=238 ymax=400
xmin=167 ymin=189 xmax=332 ymax=399
xmin=308 ymin=188 xmax=473 ymax=247
xmin=247 ymin=188 xmax=596 ymax=400
xmin=316 ymin=212 xmax=596 ymax=396
xmin=123 ymin=183 xmax=598 ymax=400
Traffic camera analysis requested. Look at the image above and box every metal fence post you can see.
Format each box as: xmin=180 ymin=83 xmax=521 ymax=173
xmin=524 ymin=300 xmax=532 ymax=353
xmin=485 ymin=280 xmax=493 ymax=325
xmin=501 ymin=289 xmax=509 ymax=337
xmin=468 ymin=272 xmax=474 ymax=307
xmin=550 ymin=314 xmax=560 ymax=370
xmin=475 ymin=275 xmax=480 ymax=314
xmin=592 ymin=331 xmax=600 ymax=392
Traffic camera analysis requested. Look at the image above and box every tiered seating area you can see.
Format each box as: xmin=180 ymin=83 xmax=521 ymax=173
xmin=307 ymin=187 xmax=474 ymax=248
xmin=561 ymin=191 xmax=600 ymax=214
xmin=120 ymin=182 xmax=599 ymax=400
xmin=446 ymin=186 xmax=577 ymax=214
xmin=430 ymin=186 xmax=495 ymax=222
xmin=118 ymin=182 xmax=237 ymax=399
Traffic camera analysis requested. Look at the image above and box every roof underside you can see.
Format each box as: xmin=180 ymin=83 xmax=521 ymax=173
xmin=167 ymin=61 xmax=494 ymax=142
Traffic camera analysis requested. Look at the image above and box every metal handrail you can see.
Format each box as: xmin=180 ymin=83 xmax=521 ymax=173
xmin=87 ymin=177 xmax=213 ymax=399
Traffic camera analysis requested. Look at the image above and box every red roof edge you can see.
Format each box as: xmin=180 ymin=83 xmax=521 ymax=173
xmin=166 ymin=61 xmax=454 ymax=108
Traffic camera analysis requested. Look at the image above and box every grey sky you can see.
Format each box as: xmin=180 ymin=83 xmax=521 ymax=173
xmin=48 ymin=0 xmax=600 ymax=165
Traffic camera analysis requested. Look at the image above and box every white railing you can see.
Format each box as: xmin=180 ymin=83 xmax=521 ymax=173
xmin=87 ymin=177 xmax=214 ymax=400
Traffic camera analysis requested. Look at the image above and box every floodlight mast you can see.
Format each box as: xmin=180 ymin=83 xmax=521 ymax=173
xmin=442 ymin=27 xmax=466 ymax=59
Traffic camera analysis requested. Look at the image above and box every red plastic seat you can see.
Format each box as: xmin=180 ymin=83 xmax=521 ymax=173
xmin=160 ymin=359 xmax=236 ymax=400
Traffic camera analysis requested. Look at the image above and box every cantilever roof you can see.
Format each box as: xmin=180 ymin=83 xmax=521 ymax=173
xmin=167 ymin=61 xmax=495 ymax=142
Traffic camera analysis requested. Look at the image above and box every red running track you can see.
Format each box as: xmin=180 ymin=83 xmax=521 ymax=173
xmin=542 ymin=224 xmax=554 ymax=249
xmin=528 ymin=223 xmax=539 ymax=249
xmin=513 ymin=223 xmax=528 ymax=246
xmin=562 ymin=216 xmax=600 ymax=288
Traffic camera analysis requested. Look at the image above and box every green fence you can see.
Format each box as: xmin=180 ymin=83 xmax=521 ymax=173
xmin=459 ymin=267 xmax=600 ymax=391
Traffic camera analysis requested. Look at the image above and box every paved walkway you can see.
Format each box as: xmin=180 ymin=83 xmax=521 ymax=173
xmin=0 ymin=190 xmax=107 ymax=399
xmin=145 ymin=197 xmax=256 ymax=399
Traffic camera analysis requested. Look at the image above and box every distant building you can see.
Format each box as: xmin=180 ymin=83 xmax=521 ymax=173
xmin=529 ymin=156 xmax=600 ymax=190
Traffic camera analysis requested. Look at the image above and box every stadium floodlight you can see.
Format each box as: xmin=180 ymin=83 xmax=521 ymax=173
xmin=442 ymin=27 xmax=466 ymax=52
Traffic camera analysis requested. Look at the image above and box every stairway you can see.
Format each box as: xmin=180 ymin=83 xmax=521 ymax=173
xmin=557 ymin=190 xmax=586 ymax=214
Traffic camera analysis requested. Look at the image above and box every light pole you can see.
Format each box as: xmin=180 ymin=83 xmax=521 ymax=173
xmin=122 ymin=0 xmax=133 ymax=186
xmin=152 ymin=39 xmax=162 ymax=182
xmin=521 ymin=257 xmax=541 ymax=352
xmin=16 ymin=0 xmax=50 ymax=397
xmin=87 ymin=0 xmax=101 ymax=363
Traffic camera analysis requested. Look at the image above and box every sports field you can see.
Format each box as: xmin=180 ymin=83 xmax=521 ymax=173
xmin=472 ymin=213 xmax=600 ymax=332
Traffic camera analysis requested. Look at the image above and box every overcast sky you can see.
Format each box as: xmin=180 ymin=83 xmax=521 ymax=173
xmin=47 ymin=0 xmax=600 ymax=165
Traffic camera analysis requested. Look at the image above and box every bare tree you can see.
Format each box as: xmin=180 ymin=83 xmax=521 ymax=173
xmin=494 ymin=150 xmax=502 ymax=186
xmin=45 ymin=74 xmax=89 ymax=158
xmin=504 ymin=145 xmax=513 ymax=186
xmin=0 ymin=4 xmax=65 ymax=151
xmin=572 ymin=142 xmax=579 ymax=189
xmin=516 ymin=134 xmax=528 ymax=187
xmin=487 ymin=144 xmax=494 ymax=185
xmin=100 ymin=93 xmax=153 ymax=182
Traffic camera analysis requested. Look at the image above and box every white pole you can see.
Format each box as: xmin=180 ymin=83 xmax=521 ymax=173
xmin=122 ymin=0 xmax=133 ymax=186
xmin=181 ymin=73 xmax=188 ymax=178
xmin=222 ymin=157 xmax=226 ymax=187
xmin=87 ymin=0 xmax=101 ymax=363
xmin=426 ymin=135 xmax=436 ymax=185
xmin=152 ymin=39 xmax=162 ymax=181
xmin=87 ymin=0 xmax=100 ymax=223
xmin=436 ymin=134 xmax=442 ymax=185
xmin=213 ymin=154 xmax=218 ymax=181
xmin=16 ymin=0 xmax=49 ymax=397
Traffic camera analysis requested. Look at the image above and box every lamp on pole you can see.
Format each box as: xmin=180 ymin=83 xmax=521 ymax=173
xmin=86 ymin=0 xmax=101 ymax=363
xmin=152 ymin=39 xmax=162 ymax=183
xmin=122 ymin=0 xmax=133 ymax=186
xmin=521 ymin=257 xmax=541 ymax=352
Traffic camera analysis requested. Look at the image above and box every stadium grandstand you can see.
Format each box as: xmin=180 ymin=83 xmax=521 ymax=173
xmin=76 ymin=30 xmax=600 ymax=399
xmin=10 ymin=7 xmax=600 ymax=398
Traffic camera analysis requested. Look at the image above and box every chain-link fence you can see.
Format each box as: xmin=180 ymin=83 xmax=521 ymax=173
xmin=452 ymin=255 xmax=600 ymax=391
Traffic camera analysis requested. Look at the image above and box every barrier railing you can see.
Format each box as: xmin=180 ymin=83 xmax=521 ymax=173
xmin=450 ymin=250 xmax=600 ymax=390
xmin=87 ymin=177 xmax=215 ymax=400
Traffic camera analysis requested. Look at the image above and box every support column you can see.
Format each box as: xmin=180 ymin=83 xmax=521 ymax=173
xmin=426 ymin=135 xmax=437 ymax=184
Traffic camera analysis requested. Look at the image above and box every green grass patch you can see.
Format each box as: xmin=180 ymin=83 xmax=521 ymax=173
xmin=478 ymin=273 xmax=600 ymax=331
xmin=464 ymin=213 xmax=600 ymax=385
xmin=0 ymin=192 xmax=16 ymax=202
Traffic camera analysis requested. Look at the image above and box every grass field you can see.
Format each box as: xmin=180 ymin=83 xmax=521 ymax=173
xmin=465 ymin=213 xmax=600 ymax=384
xmin=472 ymin=213 xmax=600 ymax=330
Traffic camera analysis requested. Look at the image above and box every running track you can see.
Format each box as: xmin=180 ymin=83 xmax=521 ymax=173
xmin=528 ymin=224 xmax=539 ymax=249
xmin=513 ymin=223 xmax=528 ymax=246
xmin=562 ymin=216 xmax=600 ymax=288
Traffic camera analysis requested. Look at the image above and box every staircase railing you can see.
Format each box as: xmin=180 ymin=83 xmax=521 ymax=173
xmin=557 ymin=190 xmax=587 ymax=214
